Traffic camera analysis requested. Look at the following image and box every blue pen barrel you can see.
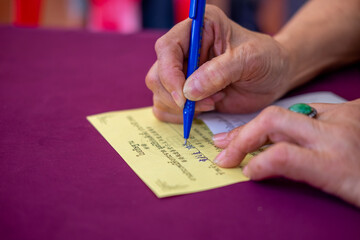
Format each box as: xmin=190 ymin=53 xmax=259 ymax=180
xmin=183 ymin=0 xmax=206 ymax=141
xmin=186 ymin=0 xmax=206 ymax=77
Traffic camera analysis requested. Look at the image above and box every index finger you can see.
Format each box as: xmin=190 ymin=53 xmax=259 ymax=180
xmin=155 ymin=19 xmax=192 ymax=108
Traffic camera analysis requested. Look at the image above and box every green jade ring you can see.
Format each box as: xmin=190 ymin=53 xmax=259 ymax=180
xmin=288 ymin=103 xmax=317 ymax=118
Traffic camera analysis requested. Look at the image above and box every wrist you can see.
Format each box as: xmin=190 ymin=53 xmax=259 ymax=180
xmin=273 ymin=32 xmax=314 ymax=91
xmin=271 ymin=33 xmax=298 ymax=95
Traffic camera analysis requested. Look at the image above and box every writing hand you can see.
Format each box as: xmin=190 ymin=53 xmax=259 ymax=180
xmin=145 ymin=5 xmax=291 ymax=123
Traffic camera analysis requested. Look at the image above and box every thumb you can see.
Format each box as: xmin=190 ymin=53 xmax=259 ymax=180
xmin=183 ymin=51 xmax=243 ymax=101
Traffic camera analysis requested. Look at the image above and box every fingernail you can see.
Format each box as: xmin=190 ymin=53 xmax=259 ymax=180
xmin=214 ymin=149 xmax=226 ymax=165
xmin=171 ymin=91 xmax=185 ymax=108
xmin=212 ymin=132 xmax=228 ymax=143
xmin=183 ymin=78 xmax=202 ymax=100
xmin=243 ymin=165 xmax=250 ymax=178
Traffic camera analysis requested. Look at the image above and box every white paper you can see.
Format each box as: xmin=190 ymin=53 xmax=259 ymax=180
xmin=198 ymin=92 xmax=346 ymax=134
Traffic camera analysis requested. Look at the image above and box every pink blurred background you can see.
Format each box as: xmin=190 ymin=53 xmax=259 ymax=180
xmin=0 ymin=0 xmax=306 ymax=34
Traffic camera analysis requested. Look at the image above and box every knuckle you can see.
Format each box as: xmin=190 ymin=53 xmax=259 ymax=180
xmin=145 ymin=70 xmax=158 ymax=91
xmin=258 ymin=106 xmax=283 ymax=128
xmin=229 ymin=126 xmax=242 ymax=139
xmin=270 ymin=143 xmax=290 ymax=168
xmin=154 ymin=36 xmax=167 ymax=53
xmin=265 ymin=105 xmax=284 ymax=115
xmin=206 ymin=4 xmax=219 ymax=12
xmin=205 ymin=4 xmax=227 ymax=19
xmin=248 ymin=161 xmax=263 ymax=178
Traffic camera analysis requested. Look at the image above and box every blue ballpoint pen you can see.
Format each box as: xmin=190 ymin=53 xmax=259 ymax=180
xmin=183 ymin=0 xmax=206 ymax=145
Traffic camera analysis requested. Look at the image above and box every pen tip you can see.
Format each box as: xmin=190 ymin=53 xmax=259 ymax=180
xmin=184 ymin=139 xmax=187 ymax=145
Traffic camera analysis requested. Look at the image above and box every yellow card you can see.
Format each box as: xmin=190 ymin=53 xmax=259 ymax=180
xmin=87 ymin=107 xmax=253 ymax=198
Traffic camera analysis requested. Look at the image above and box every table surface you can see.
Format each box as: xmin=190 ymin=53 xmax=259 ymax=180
xmin=1 ymin=26 xmax=360 ymax=240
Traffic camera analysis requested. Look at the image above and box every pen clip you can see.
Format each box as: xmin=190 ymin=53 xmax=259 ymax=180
xmin=189 ymin=0 xmax=198 ymax=19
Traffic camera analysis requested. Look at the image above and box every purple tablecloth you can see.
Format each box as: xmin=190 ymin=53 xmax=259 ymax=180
xmin=1 ymin=26 xmax=359 ymax=240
